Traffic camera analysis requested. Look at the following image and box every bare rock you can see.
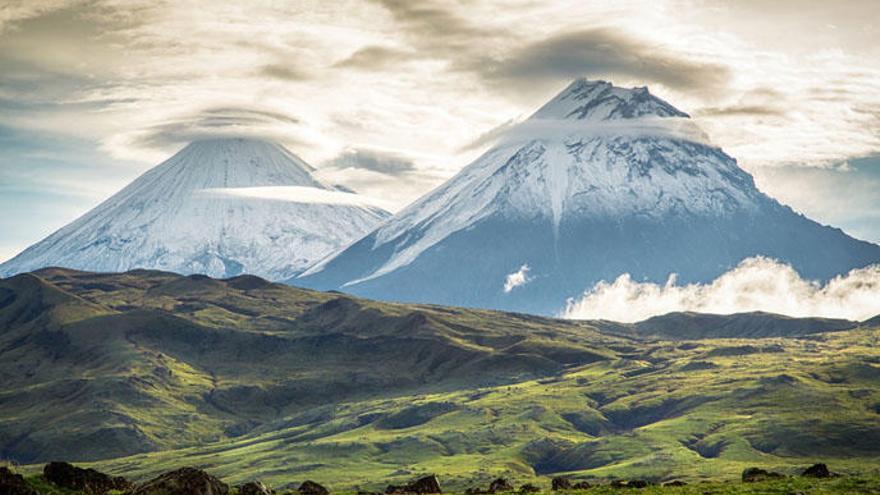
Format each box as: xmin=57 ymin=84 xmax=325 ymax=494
xmin=551 ymin=477 xmax=571 ymax=491
xmin=0 ymin=467 xmax=38 ymax=495
xmin=239 ymin=480 xmax=274 ymax=495
xmin=128 ymin=467 xmax=229 ymax=495
xmin=802 ymin=464 xmax=833 ymax=478
xmin=489 ymin=478 xmax=514 ymax=493
xmin=742 ymin=467 xmax=784 ymax=483
xmin=299 ymin=480 xmax=330 ymax=495
xmin=44 ymin=462 xmax=131 ymax=495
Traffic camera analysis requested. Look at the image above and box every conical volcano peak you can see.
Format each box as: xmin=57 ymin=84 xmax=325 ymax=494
xmin=531 ymin=78 xmax=689 ymax=121
xmin=156 ymin=136 xmax=324 ymax=190
xmin=0 ymin=137 xmax=391 ymax=280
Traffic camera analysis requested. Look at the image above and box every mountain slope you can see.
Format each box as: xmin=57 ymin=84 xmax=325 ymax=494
xmin=0 ymin=268 xmax=614 ymax=463
xmin=295 ymin=79 xmax=880 ymax=315
xmin=0 ymin=138 xmax=390 ymax=280
xmin=625 ymin=311 xmax=858 ymax=339
xmin=3 ymin=269 xmax=879 ymax=486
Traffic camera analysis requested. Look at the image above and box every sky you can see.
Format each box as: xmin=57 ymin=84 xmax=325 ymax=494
xmin=1 ymin=0 xmax=880 ymax=263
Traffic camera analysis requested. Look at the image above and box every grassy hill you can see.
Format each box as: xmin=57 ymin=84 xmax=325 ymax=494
xmin=1 ymin=268 xmax=879 ymax=490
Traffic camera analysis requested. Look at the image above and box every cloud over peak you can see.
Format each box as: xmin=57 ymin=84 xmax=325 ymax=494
xmin=475 ymin=28 xmax=731 ymax=96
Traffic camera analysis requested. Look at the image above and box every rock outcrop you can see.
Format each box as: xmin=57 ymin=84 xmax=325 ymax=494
xmin=128 ymin=467 xmax=229 ymax=495
xmin=44 ymin=462 xmax=131 ymax=494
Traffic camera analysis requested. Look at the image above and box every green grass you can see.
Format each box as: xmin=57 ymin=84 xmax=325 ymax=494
xmin=56 ymin=328 xmax=877 ymax=490
xmin=3 ymin=269 xmax=880 ymax=491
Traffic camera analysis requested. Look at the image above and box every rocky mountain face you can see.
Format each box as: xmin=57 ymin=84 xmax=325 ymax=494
xmin=0 ymin=138 xmax=390 ymax=280
xmin=295 ymin=79 xmax=880 ymax=315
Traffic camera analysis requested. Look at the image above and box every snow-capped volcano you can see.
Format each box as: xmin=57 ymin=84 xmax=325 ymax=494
xmin=296 ymin=79 xmax=880 ymax=315
xmin=0 ymin=138 xmax=390 ymax=280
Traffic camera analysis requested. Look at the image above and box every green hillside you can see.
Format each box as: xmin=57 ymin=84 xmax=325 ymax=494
xmin=1 ymin=268 xmax=879 ymax=490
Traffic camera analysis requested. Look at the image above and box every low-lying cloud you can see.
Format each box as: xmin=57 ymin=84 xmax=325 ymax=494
xmin=503 ymin=264 xmax=531 ymax=293
xmin=198 ymin=186 xmax=393 ymax=210
xmin=466 ymin=116 xmax=711 ymax=150
xmin=562 ymin=257 xmax=880 ymax=323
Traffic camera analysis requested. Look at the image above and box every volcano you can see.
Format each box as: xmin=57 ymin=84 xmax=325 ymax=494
xmin=0 ymin=138 xmax=389 ymax=280
xmin=295 ymin=79 xmax=880 ymax=315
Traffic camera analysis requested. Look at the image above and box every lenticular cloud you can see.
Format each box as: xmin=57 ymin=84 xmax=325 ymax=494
xmin=562 ymin=257 xmax=880 ymax=323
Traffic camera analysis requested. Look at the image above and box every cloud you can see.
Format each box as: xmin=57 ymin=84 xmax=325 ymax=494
xmin=0 ymin=0 xmax=83 ymax=34
xmin=260 ymin=64 xmax=310 ymax=81
xmin=327 ymin=148 xmax=416 ymax=175
xmin=197 ymin=186 xmax=394 ymax=210
xmin=122 ymin=106 xmax=306 ymax=150
xmin=334 ymin=45 xmax=412 ymax=70
xmin=503 ymin=264 xmax=531 ymax=293
xmin=476 ymin=28 xmax=730 ymax=95
xmin=465 ymin=116 xmax=711 ymax=151
xmin=693 ymin=87 xmax=788 ymax=118
xmin=372 ymin=0 xmax=492 ymax=51
xmin=562 ymin=257 xmax=880 ymax=323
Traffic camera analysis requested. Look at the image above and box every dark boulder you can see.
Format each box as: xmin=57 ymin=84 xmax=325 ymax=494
xmin=239 ymin=480 xmax=274 ymax=495
xmin=408 ymin=475 xmax=442 ymax=494
xmin=551 ymin=477 xmax=571 ymax=491
xmin=0 ymin=467 xmax=38 ymax=495
xmin=802 ymin=463 xmax=832 ymax=478
xmin=571 ymin=481 xmax=592 ymax=489
xmin=610 ymin=480 xmax=651 ymax=489
xmin=662 ymin=480 xmax=687 ymax=487
xmin=300 ymin=480 xmax=330 ymax=495
xmin=388 ymin=475 xmax=442 ymax=494
xmin=128 ymin=467 xmax=229 ymax=495
xmin=519 ymin=484 xmax=539 ymax=494
xmin=742 ymin=467 xmax=784 ymax=483
xmin=44 ymin=461 xmax=131 ymax=494
xmin=489 ymin=478 xmax=514 ymax=493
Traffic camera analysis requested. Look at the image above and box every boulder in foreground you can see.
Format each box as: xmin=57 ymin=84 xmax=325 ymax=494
xmin=239 ymin=480 xmax=275 ymax=495
xmin=44 ymin=461 xmax=131 ymax=494
xmin=742 ymin=467 xmax=785 ymax=482
xmin=0 ymin=467 xmax=38 ymax=495
xmin=802 ymin=463 xmax=833 ymax=478
xmin=128 ymin=467 xmax=229 ymax=495
xmin=387 ymin=475 xmax=442 ymax=494
xmin=488 ymin=478 xmax=514 ymax=493
xmin=551 ymin=477 xmax=571 ymax=491
xmin=299 ymin=480 xmax=330 ymax=495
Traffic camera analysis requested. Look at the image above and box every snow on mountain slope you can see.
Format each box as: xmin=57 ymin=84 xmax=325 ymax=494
xmin=296 ymin=79 xmax=880 ymax=315
xmin=0 ymin=138 xmax=390 ymax=280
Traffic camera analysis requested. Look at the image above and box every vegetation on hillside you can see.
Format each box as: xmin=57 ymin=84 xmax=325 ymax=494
xmin=2 ymin=269 xmax=879 ymax=490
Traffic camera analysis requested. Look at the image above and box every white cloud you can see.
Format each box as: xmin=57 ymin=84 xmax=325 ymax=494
xmin=197 ymin=186 xmax=394 ymax=211
xmin=503 ymin=264 xmax=531 ymax=293
xmin=468 ymin=116 xmax=711 ymax=150
xmin=562 ymin=257 xmax=880 ymax=323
